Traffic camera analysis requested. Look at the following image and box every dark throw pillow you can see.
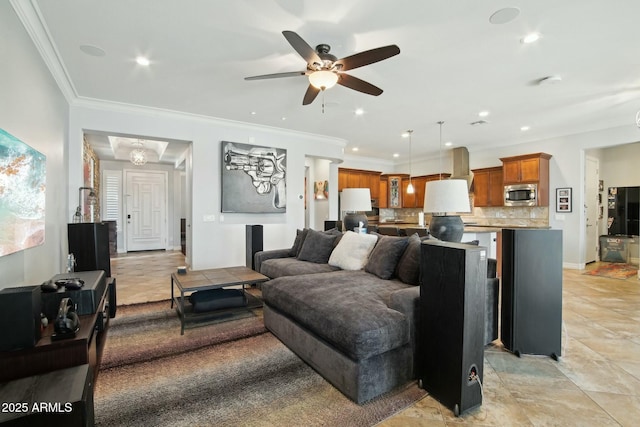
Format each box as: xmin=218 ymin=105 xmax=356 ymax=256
xmin=289 ymin=228 xmax=309 ymax=257
xmin=396 ymin=233 xmax=422 ymax=285
xmin=365 ymin=235 xmax=409 ymax=279
xmin=297 ymin=229 xmax=338 ymax=264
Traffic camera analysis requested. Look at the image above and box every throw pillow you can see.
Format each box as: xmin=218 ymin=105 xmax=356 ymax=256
xmin=289 ymin=228 xmax=309 ymax=257
xmin=297 ymin=229 xmax=338 ymax=264
xmin=365 ymin=235 xmax=409 ymax=279
xmin=396 ymin=233 xmax=422 ymax=285
xmin=328 ymin=231 xmax=378 ymax=270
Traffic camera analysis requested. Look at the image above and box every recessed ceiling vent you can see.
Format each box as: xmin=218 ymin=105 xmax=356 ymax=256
xmin=470 ymin=120 xmax=488 ymax=126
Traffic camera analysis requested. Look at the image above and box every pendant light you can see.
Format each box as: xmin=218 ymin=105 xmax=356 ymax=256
xmin=406 ymin=130 xmax=414 ymax=194
xmin=424 ymin=121 xmax=471 ymax=242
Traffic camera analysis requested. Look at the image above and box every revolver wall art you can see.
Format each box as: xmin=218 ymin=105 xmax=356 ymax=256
xmin=221 ymin=141 xmax=286 ymax=213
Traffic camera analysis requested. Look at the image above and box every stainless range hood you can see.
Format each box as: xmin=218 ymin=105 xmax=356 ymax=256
xmin=450 ymin=147 xmax=474 ymax=190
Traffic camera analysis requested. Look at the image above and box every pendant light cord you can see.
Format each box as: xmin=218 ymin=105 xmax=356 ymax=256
xmin=438 ymin=121 xmax=444 ymax=180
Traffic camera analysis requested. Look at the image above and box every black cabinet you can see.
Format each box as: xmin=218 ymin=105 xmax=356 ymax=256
xmin=68 ymin=223 xmax=111 ymax=277
xmin=418 ymin=240 xmax=486 ymax=416
xmin=501 ymin=229 xmax=562 ymax=359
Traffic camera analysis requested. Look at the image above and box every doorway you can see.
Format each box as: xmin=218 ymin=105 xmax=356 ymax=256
xmin=124 ymin=170 xmax=168 ymax=252
xmin=585 ymin=156 xmax=599 ymax=263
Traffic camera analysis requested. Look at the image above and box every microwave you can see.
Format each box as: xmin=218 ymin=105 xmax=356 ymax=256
xmin=504 ymin=183 xmax=538 ymax=206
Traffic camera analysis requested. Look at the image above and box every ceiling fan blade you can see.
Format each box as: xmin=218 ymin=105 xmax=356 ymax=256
xmin=302 ymin=85 xmax=321 ymax=105
xmin=337 ymin=74 xmax=383 ymax=96
xmin=283 ymin=30 xmax=322 ymax=65
xmin=245 ymin=71 xmax=307 ymax=80
xmin=336 ymin=45 xmax=400 ymax=71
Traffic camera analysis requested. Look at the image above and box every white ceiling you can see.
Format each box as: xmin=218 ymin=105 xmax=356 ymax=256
xmin=22 ymin=0 xmax=640 ymax=164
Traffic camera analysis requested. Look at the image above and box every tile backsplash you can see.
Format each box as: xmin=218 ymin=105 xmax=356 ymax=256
xmin=380 ymin=206 xmax=549 ymax=228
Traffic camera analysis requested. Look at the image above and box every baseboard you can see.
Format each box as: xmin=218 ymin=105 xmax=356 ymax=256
xmin=563 ymin=262 xmax=584 ymax=270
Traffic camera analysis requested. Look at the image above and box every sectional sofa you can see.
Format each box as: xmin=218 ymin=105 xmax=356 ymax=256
xmin=255 ymin=228 xmax=498 ymax=404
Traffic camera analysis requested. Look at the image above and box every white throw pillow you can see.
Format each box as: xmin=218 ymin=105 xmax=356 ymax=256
xmin=328 ymin=231 xmax=378 ymax=270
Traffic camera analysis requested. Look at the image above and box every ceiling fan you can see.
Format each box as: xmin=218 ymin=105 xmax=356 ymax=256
xmin=245 ymin=31 xmax=400 ymax=105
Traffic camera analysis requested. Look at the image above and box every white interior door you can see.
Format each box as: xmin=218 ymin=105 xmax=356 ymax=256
xmin=125 ymin=170 xmax=168 ymax=252
xmin=585 ymin=157 xmax=599 ymax=263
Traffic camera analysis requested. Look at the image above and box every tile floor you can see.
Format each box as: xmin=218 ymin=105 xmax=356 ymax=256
xmin=111 ymin=251 xmax=640 ymax=426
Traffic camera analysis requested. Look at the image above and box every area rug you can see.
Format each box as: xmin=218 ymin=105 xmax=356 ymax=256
xmin=95 ymin=301 xmax=426 ymax=426
xmin=583 ymin=263 xmax=638 ymax=280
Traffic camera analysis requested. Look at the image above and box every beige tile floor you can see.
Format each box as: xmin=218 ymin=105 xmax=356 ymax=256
xmin=111 ymin=251 xmax=640 ymax=426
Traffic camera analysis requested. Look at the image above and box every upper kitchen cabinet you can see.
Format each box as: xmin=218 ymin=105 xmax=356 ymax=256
xmin=472 ymin=166 xmax=504 ymax=207
xmin=379 ymin=177 xmax=388 ymax=208
xmin=338 ymin=168 xmax=381 ymax=199
xmin=500 ymin=153 xmax=551 ymax=206
xmin=501 ymin=153 xmax=551 ymax=184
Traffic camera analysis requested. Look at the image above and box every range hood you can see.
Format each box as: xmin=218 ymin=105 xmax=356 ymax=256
xmin=450 ymin=147 xmax=474 ymax=190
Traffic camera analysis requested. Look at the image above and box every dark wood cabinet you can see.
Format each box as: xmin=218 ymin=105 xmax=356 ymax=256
xmin=0 ymin=278 xmax=111 ymax=383
xmin=379 ymin=177 xmax=388 ymax=208
xmin=472 ymin=167 xmax=504 ymax=207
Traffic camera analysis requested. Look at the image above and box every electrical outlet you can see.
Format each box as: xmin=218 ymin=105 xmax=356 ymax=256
xmin=203 ymin=214 xmax=215 ymax=222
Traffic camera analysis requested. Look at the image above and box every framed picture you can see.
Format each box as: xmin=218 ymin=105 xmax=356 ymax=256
xmin=221 ymin=141 xmax=286 ymax=213
xmin=556 ymin=187 xmax=572 ymax=212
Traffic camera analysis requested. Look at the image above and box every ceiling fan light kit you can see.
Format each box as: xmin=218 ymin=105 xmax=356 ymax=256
xmin=245 ymin=30 xmax=400 ymax=105
xmin=308 ymin=70 xmax=339 ymax=90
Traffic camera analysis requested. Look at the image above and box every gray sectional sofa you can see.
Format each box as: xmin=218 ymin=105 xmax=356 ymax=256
xmin=255 ymin=228 xmax=498 ymax=404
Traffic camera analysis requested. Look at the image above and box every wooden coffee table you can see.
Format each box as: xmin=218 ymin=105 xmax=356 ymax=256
xmin=170 ymin=266 xmax=268 ymax=334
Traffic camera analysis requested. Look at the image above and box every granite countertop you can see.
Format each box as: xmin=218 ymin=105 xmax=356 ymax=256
xmin=376 ymin=222 xmax=549 ymax=233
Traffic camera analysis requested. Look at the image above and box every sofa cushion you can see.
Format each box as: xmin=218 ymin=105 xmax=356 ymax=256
xmin=260 ymin=257 xmax=340 ymax=279
xmin=395 ymin=233 xmax=422 ymax=285
xmin=262 ymin=270 xmax=411 ymax=360
xmin=297 ymin=229 xmax=338 ymax=264
xmin=365 ymin=235 xmax=409 ymax=279
xmin=328 ymin=231 xmax=378 ymax=270
xmin=289 ymin=228 xmax=309 ymax=257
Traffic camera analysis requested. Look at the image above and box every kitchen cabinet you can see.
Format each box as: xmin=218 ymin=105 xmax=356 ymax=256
xmin=500 ymin=153 xmax=551 ymax=206
xmin=338 ymin=168 xmax=382 ymax=198
xmin=501 ymin=153 xmax=551 ymax=184
xmin=472 ymin=166 xmax=504 ymax=207
xmin=379 ymin=177 xmax=388 ymax=208
xmin=401 ymin=176 xmax=427 ymax=208
xmin=382 ymin=174 xmax=407 ymax=208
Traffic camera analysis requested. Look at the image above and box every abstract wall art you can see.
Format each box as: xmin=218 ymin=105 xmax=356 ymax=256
xmin=0 ymin=129 xmax=46 ymax=256
xmin=221 ymin=141 xmax=286 ymax=213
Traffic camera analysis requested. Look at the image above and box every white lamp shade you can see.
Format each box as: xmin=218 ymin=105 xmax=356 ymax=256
xmin=423 ymin=179 xmax=471 ymax=214
xmin=308 ymin=70 xmax=339 ymax=90
xmin=341 ymin=188 xmax=372 ymax=212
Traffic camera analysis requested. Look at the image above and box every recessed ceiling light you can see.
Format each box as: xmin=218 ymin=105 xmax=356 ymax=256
xmin=79 ymin=44 xmax=105 ymax=57
xmin=401 ymin=132 xmax=409 ymax=138
xmin=250 ymin=111 xmax=257 ymax=115
xmin=489 ymin=7 xmax=520 ymax=25
xmin=478 ymin=111 xmax=490 ymax=117
xmin=521 ymin=126 xmax=530 ymax=131
xmin=445 ymin=142 xmax=453 ymax=147
xmin=521 ymin=33 xmax=541 ymax=44
xmin=393 ymin=153 xmax=400 ymax=158
xmin=355 ymin=108 xmax=364 ymax=116
xmin=352 ymin=147 xmax=359 ymax=152
xmin=136 ymin=56 xmax=150 ymax=66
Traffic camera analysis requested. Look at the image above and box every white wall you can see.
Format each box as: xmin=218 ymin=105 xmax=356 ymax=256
xmin=0 ymin=3 xmax=69 ymax=288
xmin=68 ymin=102 xmax=346 ymax=270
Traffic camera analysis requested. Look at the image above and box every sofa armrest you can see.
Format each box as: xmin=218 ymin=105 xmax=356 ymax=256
xmin=254 ymin=248 xmax=293 ymax=273
xmin=388 ymin=286 xmax=420 ymax=376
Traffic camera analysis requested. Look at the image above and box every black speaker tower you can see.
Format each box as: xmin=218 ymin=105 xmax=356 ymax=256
xmin=418 ymin=240 xmax=486 ymax=416
xmin=0 ymin=285 xmax=42 ymax=351
xmin=245 ymin=225 xmax=263 ymax=270
xmin=68 ymin=222 xmax=111 ymax=277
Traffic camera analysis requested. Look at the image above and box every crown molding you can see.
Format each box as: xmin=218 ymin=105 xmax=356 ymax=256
xmin=11 ymin=0 xmax=77 ymax=102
